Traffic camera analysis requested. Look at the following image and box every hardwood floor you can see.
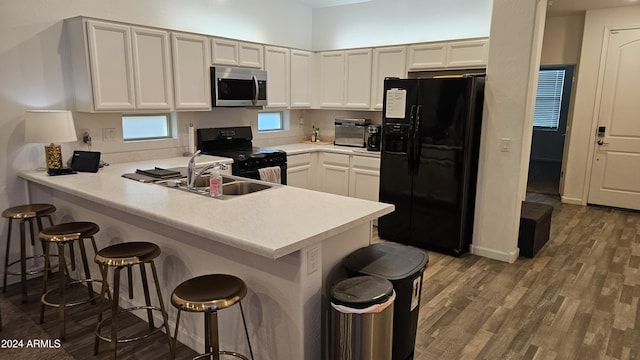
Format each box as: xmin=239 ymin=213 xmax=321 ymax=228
xmin=2 ymin=195 xmax=639 ymax=359
xmin=401 ymin=194 xmax=640 ymax=360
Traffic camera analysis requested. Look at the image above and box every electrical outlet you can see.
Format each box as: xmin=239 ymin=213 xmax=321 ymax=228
xmin=307 ymin=247 xmax=319 ymax=275
xmin=102 ymin=128 xmax=116 ymax=142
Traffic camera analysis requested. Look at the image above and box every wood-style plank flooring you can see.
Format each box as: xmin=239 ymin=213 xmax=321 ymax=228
xmin=402 ymin=194 xmax=640 ymax=360
xmin=2 ymin=194 xmax=639 ymax=359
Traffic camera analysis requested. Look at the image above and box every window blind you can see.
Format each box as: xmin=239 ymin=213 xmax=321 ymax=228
xmin=533 ymin=69 xmax=565 ymax=128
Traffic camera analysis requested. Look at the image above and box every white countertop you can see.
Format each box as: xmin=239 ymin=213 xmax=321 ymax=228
xmin=275 ymin=143 xmax=381 ymax=157
xmin=19 ymin=155 xmax=393 ymax=259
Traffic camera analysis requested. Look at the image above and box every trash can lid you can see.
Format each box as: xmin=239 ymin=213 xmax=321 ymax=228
xmin=331 ymin=276 xmax=394 ymax=309
xmin=344 ymin=243 xmax=429 ymax=280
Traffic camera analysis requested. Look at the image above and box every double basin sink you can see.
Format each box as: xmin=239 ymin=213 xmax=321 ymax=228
xmin=160 ymin=173 xmax=277 ymax=199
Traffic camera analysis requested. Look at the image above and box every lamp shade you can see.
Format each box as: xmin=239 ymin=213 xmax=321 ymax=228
xmin=24 ymin=110 xmax=77 ymax=143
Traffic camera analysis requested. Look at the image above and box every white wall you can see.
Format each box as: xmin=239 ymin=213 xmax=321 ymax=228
xmin=562 ymin=6 xmax=640 ymax=205
xmin=541 ymin=14 xmax=585 ymax=65
xmin=312 ymin=0 xmax=493 ymax=50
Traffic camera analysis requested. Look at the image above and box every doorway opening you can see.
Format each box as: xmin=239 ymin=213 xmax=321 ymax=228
xmin=527 ymin=65 xmax=574 ymax=195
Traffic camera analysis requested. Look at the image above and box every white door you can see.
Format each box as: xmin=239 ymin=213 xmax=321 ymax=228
xmin=588 ymin=28 xmax=640 ymax=209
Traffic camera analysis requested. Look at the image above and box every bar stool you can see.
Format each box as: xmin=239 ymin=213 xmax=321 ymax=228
xmin=171 ymin=274 xmax=254 ymax=360
xmin=39 ymin=221 xmax=101 ymax=340
xmin=94 ymin=241 xmax=172 ymax=359
xmin=2 ymin=203 xmax=56 ymax=303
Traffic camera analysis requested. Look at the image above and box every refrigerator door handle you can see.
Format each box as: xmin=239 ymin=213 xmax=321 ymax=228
xmin=408 ymin=105 xmax=417 ymax=174
xmin=413 ymin=105 xmax=423 ymax=172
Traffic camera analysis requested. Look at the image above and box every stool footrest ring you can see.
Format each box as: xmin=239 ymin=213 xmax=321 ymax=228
xmin=194 ymin=351 xmax=250 ymax=360
xmin=6 ymin=255 xmax=57 ymax=276
xmin=95 ymin=306 xmax=168 ymax=344
xmin=41 ymin=279 xmax=103 ymax=308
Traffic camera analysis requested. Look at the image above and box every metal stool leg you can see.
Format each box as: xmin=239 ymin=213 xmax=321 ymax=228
xmin=2 ymin=219 xmax=12 ymax=293
xmin=139 ymin=263 xmax=155 ymax=330
xmin=57 ymin=242 xmax=67 ymax=340
xmin=110 ymin=267 xmax=122 ymax=360
xmin=204 ymin=311 xmax=220 ymax=360
xmin=172 ymin=309 xmax=182 ymax=359
xmin=19 ymin=219 xmax=28 ymax=303
xmin=94 ymin=263 xmax=110 ymax=356
xmin=77 ymin=238 xmax=95 ymax=302
xmin=39 ymin=241 xmax=52 ymax=324
xmin=150 ymin=261 xmax=172 ymax=355
xmin=239 ymin=301 xmax=254 ymax=360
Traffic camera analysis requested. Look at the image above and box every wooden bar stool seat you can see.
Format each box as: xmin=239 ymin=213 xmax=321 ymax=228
xmin=94 ymin=241 xmax=172 ymax=359
xmin=2 ymin=203 xmax=56 ymax=303
xmin=39 ymin=221 xmax=102 ymax=340
xmin=171 ymin=274 xmax=254 ymax=360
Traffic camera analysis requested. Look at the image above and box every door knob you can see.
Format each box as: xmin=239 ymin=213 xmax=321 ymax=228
xmin=597 ymin=140 xmax=609 ymax=145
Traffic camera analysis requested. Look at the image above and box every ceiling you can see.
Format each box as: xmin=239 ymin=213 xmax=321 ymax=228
xmin=292 ymin=0 xmax=640 ymax=16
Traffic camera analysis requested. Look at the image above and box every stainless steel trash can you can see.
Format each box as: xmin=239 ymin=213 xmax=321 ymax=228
xmin=330 ymin=275 xmax=395 ymax=360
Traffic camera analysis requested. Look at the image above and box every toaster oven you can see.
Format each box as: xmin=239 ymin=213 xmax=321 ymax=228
xmin=334 ymin=118 xmax=371 ymax=147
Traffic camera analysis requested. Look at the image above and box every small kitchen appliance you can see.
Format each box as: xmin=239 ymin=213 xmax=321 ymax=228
xmin=366 ymin=125 xmax=381 ymax=151
xmin=334 ymin=118 xmax=370 ymax=148
xmin=210 ymin=67 xmax=267 ymax=107
xmin=197 ymin=126 xmax=287 ymax=184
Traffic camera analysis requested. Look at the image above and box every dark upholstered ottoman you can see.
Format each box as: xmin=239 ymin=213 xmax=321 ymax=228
xmin=518 ymin=201 xmax=553 ymax=258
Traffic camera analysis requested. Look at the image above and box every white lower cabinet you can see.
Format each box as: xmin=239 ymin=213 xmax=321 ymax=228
xmin=349 ymin=155 xmax=380 ymax=201
xmin=287 ymin=153 xmax=316 ymax=190
xmin=288 ymin=151 xmax=380 ymax=201
xmin=319 ymin=153 xmax=350 ymax=196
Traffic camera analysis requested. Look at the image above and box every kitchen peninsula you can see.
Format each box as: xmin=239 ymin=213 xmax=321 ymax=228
xmin=18 ymin=155 xmax=393 ymax=360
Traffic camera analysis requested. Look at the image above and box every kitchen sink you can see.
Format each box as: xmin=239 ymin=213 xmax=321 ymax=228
xmin=159 ymin=174 xmax=278 ymax=199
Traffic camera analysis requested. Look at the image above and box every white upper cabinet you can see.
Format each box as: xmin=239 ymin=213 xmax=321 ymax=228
xmin=131 ymin=27 xmax=173 ymax=110
xmin=371 ymin=46 xmax=406 ymax=110
xmin=85 ymin=20 xmax=136 ymax=111
xmin=407 ymin=42 xmax=447 ymax=70
xmin=172 ymin=32 xmax=211 ymax=110
xmin=264 ymin=46 xmax=290 ymax=108
xmin=407 ymin=38 xmax=489 ymax=71
xmin=446 ymin=39 xmax=489 ymax=68
xmin=344 ymin=49 xmax=372 ymax=109
xmin=319 ymin=51 xmax=345 ymax=108
xmin=211 ymin=37 xmax=263 ymax=69
xmin=318 ymin=49 xmax=372 ymax=109
xmin=290 ymin=49 xmax=313 ymax=108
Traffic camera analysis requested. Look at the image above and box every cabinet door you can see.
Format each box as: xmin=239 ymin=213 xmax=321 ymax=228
xmin=172 ymin=32 xmax=211 ymax=110
xmin=319 ymin=51 xmax=345 ymax=108
xmin=290 ymin=50 xmax=313 ymax=108
xmin=131 ymin=27 xmax=173 ymax=110
xmin=344 ymin=49 xmax=372 ymax=109
xmin=319 ymin=153 xmax=350 ymax=196
xmin=407 ymin=42 xmax=447 ymax=70
xmin=446 ymin=39 xmax=489 ymax=68
xmin=265 ymin=46 xmax=290 ymax=108
xmin=287 ymin=153 xmax=315 ymax=189
xmin=371 ymin=46 xmax=406 ymax=110
xmin=239 ymin=42 xmax=264 ymax=68
xmin=349 ymin=156 xmax=380 ymax=201
xmin=86 ymin=20 xmax=136 ymax=110
xmin=211 ymin=38 xmax=239 ymax=66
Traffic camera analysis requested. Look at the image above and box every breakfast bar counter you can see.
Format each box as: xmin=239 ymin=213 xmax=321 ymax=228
xmin=18 ymin=156 xmax=394 ymax=360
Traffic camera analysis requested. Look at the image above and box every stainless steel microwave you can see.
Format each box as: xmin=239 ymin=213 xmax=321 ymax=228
xmin=211 ymin=66 xmax=267 ymax=107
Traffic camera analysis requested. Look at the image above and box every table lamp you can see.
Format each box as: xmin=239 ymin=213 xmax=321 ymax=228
xmin=24 ymin=110 xmax=78 ymax=169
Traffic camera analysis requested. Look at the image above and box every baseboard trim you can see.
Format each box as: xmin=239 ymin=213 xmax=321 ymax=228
xmin=470 ymin=244 xmax=519 ymax=263
xmin=560 ymin=196 xmax=583 ymax=205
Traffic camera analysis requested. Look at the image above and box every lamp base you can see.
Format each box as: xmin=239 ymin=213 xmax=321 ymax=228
xmin=45 ymin=143 xmax=63 ymax=169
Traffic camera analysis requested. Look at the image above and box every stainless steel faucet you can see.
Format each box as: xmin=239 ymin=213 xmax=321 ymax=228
xmin=187 ymin=150 xmax=228 ymax=189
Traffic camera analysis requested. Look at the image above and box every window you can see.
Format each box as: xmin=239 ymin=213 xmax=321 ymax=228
xmin=533 ymin=69 xmax=566 ymax=129
xmin=257 ymin=111 xmax=283 ymax=132
xmin=122 ymin=114 xmax=171 ymax=141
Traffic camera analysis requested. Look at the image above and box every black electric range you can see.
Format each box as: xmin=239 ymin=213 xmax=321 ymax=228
xmin=196 ymin=126 xmax=287 ymax=184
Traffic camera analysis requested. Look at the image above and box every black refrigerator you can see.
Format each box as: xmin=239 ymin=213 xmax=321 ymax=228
xmin=378 ymin=75 xmax=485 ymax=256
